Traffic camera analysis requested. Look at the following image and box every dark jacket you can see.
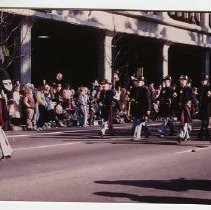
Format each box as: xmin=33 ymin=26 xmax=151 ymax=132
xmin=173 ymin=86 xmax=198 ymax=119
xmin=130 ymin=85 xmax=151 ymax=118
xmin=158 ymin=86 xmax=174 ymax=117
xmin=198 ymin=84 xmax=211 ymax=121
xmin=99 ymin=89 xmax=116 ymax=121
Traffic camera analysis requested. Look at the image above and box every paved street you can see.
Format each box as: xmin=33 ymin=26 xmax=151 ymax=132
xmin=1 ymin=121 xmax=211 ymax=204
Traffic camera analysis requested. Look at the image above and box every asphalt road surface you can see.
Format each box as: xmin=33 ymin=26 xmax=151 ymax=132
xmin=1 ymin=121 xmax=211 ymax=204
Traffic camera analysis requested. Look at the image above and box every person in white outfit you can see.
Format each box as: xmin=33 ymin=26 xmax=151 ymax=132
xmin=0 ymin=69 xmax=13 ymax=159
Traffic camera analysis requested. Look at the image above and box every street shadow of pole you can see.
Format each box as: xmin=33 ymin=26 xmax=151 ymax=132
xmin=94 ymin=178 xmax=211 ymax=204
xmin=94 ymin=191 xmax=211 ymax=204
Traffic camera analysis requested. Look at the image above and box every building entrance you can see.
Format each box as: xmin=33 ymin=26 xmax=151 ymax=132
xmin=32 ymin=20 xmax=99 ymax=88
xmin=169 ymin=44 xmax=204 ymax=86
xmin=113 ymin=34 xmax=162 ymax=88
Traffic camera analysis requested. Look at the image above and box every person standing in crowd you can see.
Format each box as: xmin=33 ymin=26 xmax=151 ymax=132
xmin=64 ymin=83 xmax=75 ymax=99
xmin=23 ymin=88 xmax=36 ymax=130
xmin=157 ymin=76 xmax=175 ymax=137
xmin=148 ymin=82 xmax=157 ymax=104
xmin=44 ymin=84 xmax=56 ymax=126
xmin=197 ymin=73 xmax=211 ymax=141
xmin=11 ymin=81 xmax=22 ymax=127
xmin=98 ymin=79 xmax=116 ymax=137
xmin=0 ymin=68 xmax=13 ymax=159
xmin=113 ymin=70 xmax=120 ymax=90
xmin=55 ymin=72 xmax=64 ymax=86
xmin=77 ymin=86 xmax=89 ymax=127
xmin=35 ymin=84 xmax=48 ymax=131
xmin=173 ymin=75 xmax=198 ymax=143
xmin=130 ymin=76 xmax=151 ymax=141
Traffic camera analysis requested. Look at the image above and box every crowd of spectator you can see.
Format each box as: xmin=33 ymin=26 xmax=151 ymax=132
xmin=5 ymin=73 xmax=133 ymax=131
xmin=5 ymin=72 xmax=199 ymax=132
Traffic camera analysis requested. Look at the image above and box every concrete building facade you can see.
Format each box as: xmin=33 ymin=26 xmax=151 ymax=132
xmin=2 ymin=9 xmax=211 ymax=87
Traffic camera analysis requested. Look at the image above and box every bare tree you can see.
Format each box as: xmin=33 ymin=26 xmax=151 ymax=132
xmin=105 ymin=13 xmax=141 ymax=89
xmin=0 ymin=10 xmax=31 ymax=72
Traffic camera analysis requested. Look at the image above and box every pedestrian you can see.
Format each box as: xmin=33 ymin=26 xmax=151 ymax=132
xmin=197 ymin=73 xmax=211 ymax=141
xmin=35 ymin=84 xmax=48 ymax=131
xmin=179 ymin=100 xmax=193 ymax=142
xmin=130 ymin=76 xmax=151 ymax=141
xmin=98 ymin=79 xmax=116 ymax=137
xmin=157 ymin=76 xmax=175 ymax=137
xmin=0 ymin=69 xmax=13 ymax=159
xmin=77 ymin=86 xmax=89 ymax=127
xmin=174 ymin=75 xmax=198 ymax=143
xmin=23 ymin=88 xmax=36 ymax=130
xmin=10 ymin=81 xmax=23 ymax=127
xmin=129 ymin=77 xmax=139 ymax=134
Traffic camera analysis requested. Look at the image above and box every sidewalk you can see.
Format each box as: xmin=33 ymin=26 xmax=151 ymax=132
xmin=5 ymin=124 xmax=102 ymax=137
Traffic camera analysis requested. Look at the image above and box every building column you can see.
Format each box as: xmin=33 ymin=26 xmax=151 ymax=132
xmin=20 ymin=17 xmax=33 ymax=84
xmin=204 ymin=49 xmax=210 ymax=77
xmin=200 ymin=13 xmax=210 ymax=31
xmin=98 ymin=34 xmax=113 ymax=82
xmin=104 ymin=35 xmax=113 ymax=82
xmin=161 ymin=43 xmax=170 ymax=79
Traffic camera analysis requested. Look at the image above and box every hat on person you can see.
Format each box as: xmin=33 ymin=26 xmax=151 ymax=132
xmin=0 ymin=70 xmax=11 ymax=81
xmin=163 ymin=75 xmax=172 ymax=81
xmin=137 ymin=76 xmax=145 ymax=82
xmin=200 ymin=73 xmax=209 ymax=81
xmin=179 ymin=75 xmax=188 ymax=80
xmin=100 ymin=79 xmax=111 ymax=85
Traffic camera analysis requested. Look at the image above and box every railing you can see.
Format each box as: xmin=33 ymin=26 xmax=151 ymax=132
xmin=168 ymin=12 xmax=201 ymax=26
xmin=34 ymin=9 xmax=211 ymax=32
xmin=143 ymin=11 xmax=160 ymax=16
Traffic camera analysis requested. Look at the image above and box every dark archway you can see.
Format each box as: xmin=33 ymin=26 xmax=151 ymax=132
xmin=169 ymin=44 xmax=204 ymax=86
xmin=113 ymin=34 xmax=162 ymax=88
xmin=31 ymin=20 xmax=100 ymax=88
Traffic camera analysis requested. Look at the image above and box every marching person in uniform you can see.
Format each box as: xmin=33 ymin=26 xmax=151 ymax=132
xmin=157 ymin=75 xmax=175 ymax=137
xmin=98 ymin=79 xmax=116 ymax=137
xmin=129 ymin=77 xmax=139 ymax=134
xmin=197 ymin=73 xmax=211 ymax=141
xmin=173 ymin=75 xmax=198 ymax=143
xmin=0 ymin=67 xmax=13 ymax=159
xmin=130 ymin=76 xmax=151 ymax=141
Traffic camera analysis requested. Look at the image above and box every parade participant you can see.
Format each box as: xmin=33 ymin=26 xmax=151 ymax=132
xmin=130 ymin=76 xmax=151 ymax=141
xmin=173 ymin=75 xmax=198 ymax=143
xmin=197 ymin=73 xmax=211 ymax=141
xmin=0 ymin=68 xmax=13 ymax=159
xmin=129 ymin=77 xmax=139 ymax=133
xmin=98 ymin=79 xmax=116 ymax=137
xmin=158 ymin=76 xmax=175 ymax=137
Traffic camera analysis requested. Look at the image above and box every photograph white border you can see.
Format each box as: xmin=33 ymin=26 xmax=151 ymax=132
xmin=0 ymin=0 xmax=211 ymax=210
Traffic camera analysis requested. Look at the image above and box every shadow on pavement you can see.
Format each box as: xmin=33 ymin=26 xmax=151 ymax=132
xmin=94 ymin=191 xmax=211 ymax=204
xmin=94 ymin=178 xmax=211 ymax=204
xmin=28 ymin=131 xmax=211 ymax=147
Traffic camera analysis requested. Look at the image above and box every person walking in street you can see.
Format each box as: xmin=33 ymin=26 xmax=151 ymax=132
xmin=173 ymin=75 xmax=198 ymax=143
xmin=98 ymin=79 xmax=116 ymax=137
xmin=130 ymin=76 xmax=151 ymax=141
xmin=0 ymin=68 xmax=13 ymax=159
xmin=197 ymin=73 xmax=211 ymax=141
xmin=157 ymin=75 xmax=175 ymax=137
